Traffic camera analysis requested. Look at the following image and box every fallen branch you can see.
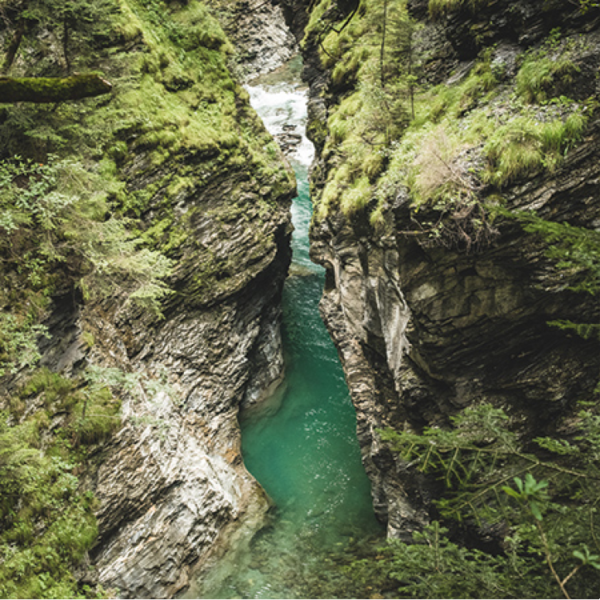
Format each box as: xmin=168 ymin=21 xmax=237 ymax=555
xmin=0 ymin=73 xmax=112 ymax=103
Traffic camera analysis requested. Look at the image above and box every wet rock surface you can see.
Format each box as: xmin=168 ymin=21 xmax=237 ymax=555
xmin=225 ymin=0 xmax=299 ymax=82
xmin=275 ymin=123 xmax=303 ymax=157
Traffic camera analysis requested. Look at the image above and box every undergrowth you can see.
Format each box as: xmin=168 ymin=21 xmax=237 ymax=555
xmin=360 ymin=403 xmax=600 ymax=599
xmin=306 ymin=2 xmax=591 ymax=251
xmin=0 ymin=368 xmax=123 ymax=599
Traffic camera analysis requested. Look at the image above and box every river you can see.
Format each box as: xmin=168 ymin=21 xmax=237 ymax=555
xmin=188 ymin=56 xmax=383 ymax=599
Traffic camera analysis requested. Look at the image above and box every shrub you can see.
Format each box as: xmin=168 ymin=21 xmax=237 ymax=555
xmin=517 ymin=57 xmax=580 ymax=104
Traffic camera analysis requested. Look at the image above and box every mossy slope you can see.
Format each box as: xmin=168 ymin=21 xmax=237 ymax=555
xmin=0 ymin=1 xmax=295 ymax=597
xmin=305 ymin=0 xmax=596 ymax=236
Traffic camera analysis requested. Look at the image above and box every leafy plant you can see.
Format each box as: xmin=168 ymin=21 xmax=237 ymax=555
xmin=502 ymin=473 xmax=549 ymax=521
xmin=517 ymin=57 xmax=580 ymax=104
xmin=0 ymin=314 xmax=49 ymax=377
xmin=330 ymin=405 xmax=600 ymax=598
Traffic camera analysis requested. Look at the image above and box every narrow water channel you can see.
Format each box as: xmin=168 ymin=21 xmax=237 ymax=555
xmin=192 ymin=57 xmax=382 ymax=599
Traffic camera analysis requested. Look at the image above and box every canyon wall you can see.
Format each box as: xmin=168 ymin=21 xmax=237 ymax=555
xmin=0 ymin=1 xmax=296 ymax=597
xmin=298 ymin=0 xmax=600 ymax=538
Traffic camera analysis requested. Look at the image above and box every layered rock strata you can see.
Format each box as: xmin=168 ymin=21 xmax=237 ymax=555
xmin=301 ymin=0 xmax=600 ymax=538
xmin=224 ymin=0 xmax=299 ymax=81
xmin=77 ymin=169 xmax=293 ymax=598
xmin=0 ymin=1 xmax=296 ymax=597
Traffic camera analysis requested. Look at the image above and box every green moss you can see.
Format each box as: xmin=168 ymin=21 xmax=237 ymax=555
xmin=340 ymin=176 xmax=372 ymax=215
xmin=0 ymin=364 xmax=125 ymax=598
xmin=416 ymin=52 xmax=500 ymax=126
xmin=0 ymin=73 xmax=112 ymax=103
xmin=0 ymin=0 xmax=290 ymax=211
xmin=311 ymin=5 xmax=507 ymax=222
xmin=18 ymin=368 xmax=122 ymax=441
xmin=303 ymin=0 xmax=336 ymax=46
xmin=171 ymin=0 xmax=232 ymax=52
xmin=22 ymin=368 xmax=75 ymax=407
xmin=309 ymin=0 xmax=593 ymax=244
xmin=307 ymin=115 xmax=328 ymax=148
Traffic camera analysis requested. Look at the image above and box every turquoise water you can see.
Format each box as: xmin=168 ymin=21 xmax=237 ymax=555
xmin=192 ymin=62 xmax=383 ymax=599
xmin=241 ymin=162 xmax=379 ymax=545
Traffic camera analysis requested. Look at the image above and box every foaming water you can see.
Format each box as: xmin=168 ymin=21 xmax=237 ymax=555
xmin=186 ymin=57 xmax=383 ymax=599
xmin=246 ymin=56 xmax=315 ymax=168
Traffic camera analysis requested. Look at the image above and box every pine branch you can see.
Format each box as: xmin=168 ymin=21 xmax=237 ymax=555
xmin=537 ymin=520 xmax=572 ymax=599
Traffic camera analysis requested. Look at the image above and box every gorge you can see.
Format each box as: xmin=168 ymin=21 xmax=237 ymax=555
xmin=1 ymin=0 xmax=600 ymax=599
xmin=182 ymin=61 xmax=382 ymax=598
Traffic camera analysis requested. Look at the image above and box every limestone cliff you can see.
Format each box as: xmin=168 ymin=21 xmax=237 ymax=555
xmin=223 ymin=0 xmax=299 ymax=81
xmin=0 ymin=1 xmax=294 ymax=597
xmin=301 ymin=0 xmax=600 ymax=538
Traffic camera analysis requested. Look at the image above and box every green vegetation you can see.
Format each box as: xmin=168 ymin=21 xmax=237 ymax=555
xmin=516 ymin=29 xmax=581 ymax=104
xmin=427 ymin=0 xmax=484 ymax=19
xmin=0 ymin=0 xmax=293 ymax=367
xmin=0 ymin=73 xmax=112 ymax=103
xmin=505 ymin=210 xmax=600 ymax=342
xmin=342 ymin=404 xmax=600 ymax=598
xmin=0 ymin=0 xmax=292 ymax=247
xmin=516 ymin=56 xmax=580 ymax=104
xmin=0 ymin=153 xmax=173 ymax=377
xmin=306 ymin=1 xmax=592 ymax=251
xmin=0 ymin=368 xmax=123 ymax=598
xmin=307 ymin=0 xmax=418 ymax=220
xmin=483 ymin=110 xmax=586 ymax=186
xmin=428 ymin=0 xmax=596 ymax=20
xmin=517 ymin=214 xmax=600 ymax=299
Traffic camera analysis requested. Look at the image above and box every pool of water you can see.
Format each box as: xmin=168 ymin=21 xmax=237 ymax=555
xmin=189 ymin=58 xmax=383 ymax=599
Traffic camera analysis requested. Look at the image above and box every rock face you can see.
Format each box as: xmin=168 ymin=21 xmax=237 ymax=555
xmin=301 ymin=0 xmax=600 ymax=538
xmin=72 ymin=61 xmax=294 ymax=600
xmin=310 ymin=134 xmax=600 ymax=537
xmin=0 ymin=2 xmax=296 ymax=597
xmin=77 ymin=170 xmax=292 ymax=598
xmin=41 ymin=123 xmax=293 ymax=596
xmin=225 ymin=0 xmax=299 ymax=82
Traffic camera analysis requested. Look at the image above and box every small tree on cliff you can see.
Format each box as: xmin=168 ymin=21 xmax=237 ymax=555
xmin=365 ymin=0 xmax=420 ymax=119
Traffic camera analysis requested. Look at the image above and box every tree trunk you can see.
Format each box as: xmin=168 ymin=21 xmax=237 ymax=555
xmin=0 ymin=73 xmax=112 ymax=103
xmin=2 ymin=18 xmax=26 ymax=75
xmin=380 ymin=0 xmax=388 ymax=88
